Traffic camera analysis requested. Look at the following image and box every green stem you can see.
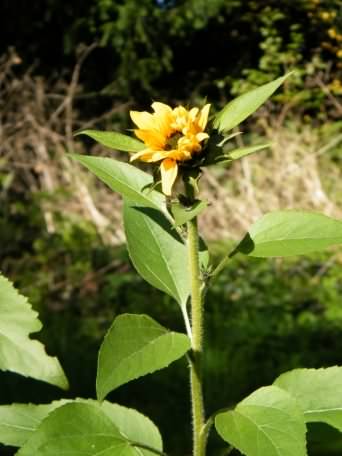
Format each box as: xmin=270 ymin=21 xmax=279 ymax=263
xmin=187 ymin=217 xmax=206 ymax=456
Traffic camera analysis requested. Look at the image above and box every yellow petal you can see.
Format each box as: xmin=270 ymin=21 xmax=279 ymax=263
xmin=160 ymin=159 xmax=178 ymax=196
xmin=172 ymin=106 xmax=188 ymax=126
xmin=147 ymin=151 xmax=172 ymax=162
xmin=152 ymin=102 xmax=174 ymax=137
xmin=130 ymin=111 xmax=155 ymax=130
xmin=130 ymin=149 xmax=171 ymax=163
xmin=189 ymin=107 xmax=199 ymax=121
xmin=152 ymin=102 xmax=172 ymax=115
xmin=134 ymin=129 xmax=166 ymax=149
xmin=165 ymin=148 xmax=190 ymax=161
xmin=173 ymin=105 xmax=187 ymax=116
xmin=130 ymin=149 xmax=157 ymax=162
xmin=196 ymin=132 xmax=209 ymax=142
xmin=198 ymin=104 xmax=211 ymax=130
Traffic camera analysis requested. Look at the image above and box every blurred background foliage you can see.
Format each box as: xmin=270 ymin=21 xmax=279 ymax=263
xmin=1 ymin=0 xmax=341 ymax=105
xmin=0 ymin=0 xmax=341 ymax=455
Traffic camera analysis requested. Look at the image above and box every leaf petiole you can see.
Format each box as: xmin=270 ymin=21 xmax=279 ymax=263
xmin=130 ymin=441 xmax=169 ymax=456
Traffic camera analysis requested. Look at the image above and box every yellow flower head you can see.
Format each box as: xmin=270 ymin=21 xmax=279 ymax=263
xmin=130 ymin=102 xmax=210 ymax=195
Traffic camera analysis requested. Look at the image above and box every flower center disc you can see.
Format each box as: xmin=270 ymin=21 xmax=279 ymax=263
xmin=165 ymin=132 xmax=182 ymax=150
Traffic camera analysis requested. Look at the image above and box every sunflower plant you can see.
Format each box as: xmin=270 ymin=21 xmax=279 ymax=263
xmin=1 ymin=73 xmax=342 ymax=456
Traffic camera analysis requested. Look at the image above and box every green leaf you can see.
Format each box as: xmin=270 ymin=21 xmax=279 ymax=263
xmin=0 ymin=401 xmax=70 ymax=447
xmin=123 ymin=201 xmax=190 ymax=306
xmin=100 ymin=402 xmax=162 ymax=455
xmin=216 ymin=131 xmax=242 ymax=147
xmin=0 ymin=274 xmax=68 ymax=390
xmin=212 ymin=144 xmax=270 ymax=165
xmin=274 ymin=367 xmax=342 ymax=432
xmin=0 ymin=400 xmax=162 ymax=455
xmin=171 ymin=200 xmax=208 ymax=226
xmin=71 ymin=154 xmax=167 ymax=213
xmin=214 ymin=72 xmax=293 ymax=132
xmin=17 ymin=402 xmax=163 ymax=456
xmin=215 ymin=385 xmax=307 ymax=456
xmin=227 ymin=143 xmax=270 ymax=160
xmin=75 ymin=129 xmax=145 ymax=153
xmin=97 ymin=313 xmax=190 ymax=400
xmin=233 ymin=211 xmax=342 ymax=257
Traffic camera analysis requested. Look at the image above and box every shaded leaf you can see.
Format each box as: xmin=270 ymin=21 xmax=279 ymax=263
xmin=123 ymin=201 xmax=190 ymax=306
xmin=214 ymin=72 xmax=293 ymax=132
xmin=75 ymin=129 xmax=145 ymax=153
xmin=215 ymin=385 xmax=307 ymax=456
xmin=233 ymin=211 xmax=342 ymax=257
xmin=275 ymin=366 xmax=342 ymax=431
xmin=0 ymin=274 xmax=68 ymax=390
xmin=71 ymin=154 xmax=167 ymax=213
xmin=97 ymin=313 xmax=190 ymax=400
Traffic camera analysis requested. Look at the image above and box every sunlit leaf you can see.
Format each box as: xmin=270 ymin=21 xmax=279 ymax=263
xmin=0 ymin=401 xmax=70 ymax=447
xmin=96 ymin=313 xmax=190 ymax=400
xmin=17 ymin=402 xmax=163 ymax=456
xmin=75 ymin=129 xmax=145 ymax=153
xmin=71 ymin=154 xmax=167 ymax=213
xmin=215 ymin=385 xmax=307 ymax=456
xmin=216 ymin=131 xmax=242 ymax=147
xmin=275 ymin=367 xmax=342 ymax=432
xmin=212 ymin=143 xmax=270 ymax=164
xmin=123 ymin=201 xmax=190 ymax=306
xmin=0 ymin=274 xmax=68 ymax=390
xmin=100 ymin=401 xmax=163 ymax=456
xmin=233 ymin=211 xmax=342 ymax=257
xmin=0 ymin=400 xmax=162 ymax=456
xmin=227 ymin=143 xmax=270 ymax=160
xmin=214 ymin=72 xmax=293 ymax=132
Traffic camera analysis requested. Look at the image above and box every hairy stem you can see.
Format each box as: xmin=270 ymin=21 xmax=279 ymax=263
xmin=187 ymin=217 xmax=206 ymax=456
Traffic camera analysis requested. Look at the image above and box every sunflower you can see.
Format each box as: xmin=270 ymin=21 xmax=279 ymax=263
xmin=130 ymin=102 xmax=210 ymax=195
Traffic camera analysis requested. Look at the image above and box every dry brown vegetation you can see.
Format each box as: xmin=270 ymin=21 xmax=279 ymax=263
xmin=1 ymin=49 xmax=341 ymax=245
